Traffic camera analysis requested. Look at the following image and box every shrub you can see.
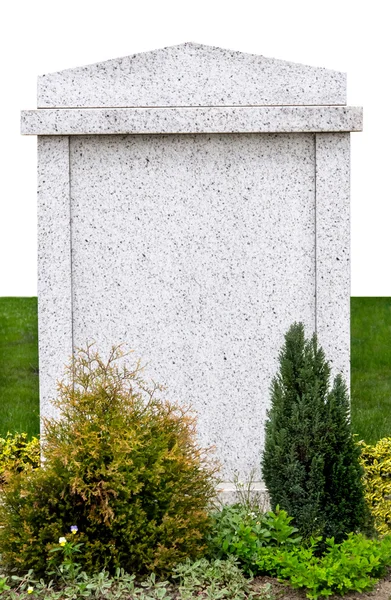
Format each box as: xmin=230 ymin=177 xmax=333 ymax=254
xmin=0 ymin=343 xmax=219 ymax=577
xmin=255 ymin=533 xmax=391 ymax=599
xmin=0 ymin=432 xmax=40 ymax=484
xmin=261 ymin=322 xmax=370 ymax=542
xmin=207 ymin=503 xmax=301 ymax=572
xmin=359 ymin=437 xmax=391 ymax=535
xmin=206 ymin=503 xmax=391 ymax=599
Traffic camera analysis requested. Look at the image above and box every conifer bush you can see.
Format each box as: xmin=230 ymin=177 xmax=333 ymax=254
xmin=0 ymin=344 xmax=218 ymax=577
xmin=261 ymin=322 xmax=370 ymax=542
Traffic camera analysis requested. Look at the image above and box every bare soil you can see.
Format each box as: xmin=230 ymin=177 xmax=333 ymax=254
xmin=250 ymin=571 xmax=391 ymax=599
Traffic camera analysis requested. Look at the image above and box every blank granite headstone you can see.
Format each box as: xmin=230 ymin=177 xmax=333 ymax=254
xmin=21 ymin=42 xmax=362 ymax=497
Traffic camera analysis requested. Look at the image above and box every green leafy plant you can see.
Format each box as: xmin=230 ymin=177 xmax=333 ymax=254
xmin=207 ymin=504 xmax=301 ymax=572
xmin=261 ymin=322 xmax=370 ymax=542
xmin=0 ymin=558 xmax=276 ymax=600
xmin=2 ymin=545 xmax=275 ymax=600
xmin=255 ymin=533 xmax=391 ymax=599
xmin=0 ymin=343 xmax=219 ymax=578
xmin=6 ymin=566 xmax=173 ymax=600
xmin=47 ymin=527 xmax=84 ymax=584
xmin=173 ymin=556 xmax=255 ymax=600
xmin=0 ymin=432 xmax=40 ymax=484
xmin=0 ymin=575 xmax=11 ymax=594
xmin=359 ymin=437 xmax=391 ymax=535
xmin=5 ymin=530 xmax=390 ymax=600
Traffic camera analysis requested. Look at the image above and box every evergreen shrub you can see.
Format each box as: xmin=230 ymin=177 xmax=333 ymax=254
xmin=261 ymin=322 xmax=370 ymax=542
xmin=0 ymin=432 xmax=40 ymax=484
xmin=0 ymin=344 xmax=218 ymax=577
xmin=359 ymin=437 xmax=391 ymax=535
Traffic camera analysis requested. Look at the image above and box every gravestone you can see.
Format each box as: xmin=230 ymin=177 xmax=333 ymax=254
xmin=21 ymin=42 xmax=362 ymax=496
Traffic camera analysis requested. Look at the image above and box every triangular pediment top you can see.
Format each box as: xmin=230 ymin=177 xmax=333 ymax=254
xmin=38 ymin=42 xmax=346 ymax=108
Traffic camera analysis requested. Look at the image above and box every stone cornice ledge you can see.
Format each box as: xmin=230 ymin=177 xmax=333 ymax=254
xmin=21 ymin=106 xmax=363 ymax=135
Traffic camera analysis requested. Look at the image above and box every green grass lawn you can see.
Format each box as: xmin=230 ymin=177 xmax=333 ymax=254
xmin=0 ymin=297 xmax=39 ymax=438
xmin=0 ymin=296 xmax=390 ymax=445
xmin=351 ymin=297 xmax=391 ymax=444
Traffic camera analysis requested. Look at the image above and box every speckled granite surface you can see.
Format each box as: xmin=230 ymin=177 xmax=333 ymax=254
xmin=37 ymin=42 xmax=346 ymax=108
xmin=37 ymin=136 xmax=73 ymax=425
xmin=21 ymin=106 xmax=362 ymax=135
xmin=29 ymin=44 xmax=358 ymax=491
xmin=315 ymin=133 xmax=350 ymax=386
xmin=69 ymin=133 xmax=316 ymax=482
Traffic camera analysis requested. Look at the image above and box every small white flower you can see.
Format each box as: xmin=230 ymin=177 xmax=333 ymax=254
xmin=27 ymin=586 xmax=34 ymax=594
xmin=59 ymin=537 xmax=67 ymax=546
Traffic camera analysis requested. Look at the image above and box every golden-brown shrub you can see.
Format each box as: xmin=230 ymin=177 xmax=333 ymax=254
xmin=359 ymin=437 xmax=391 ymax=535
xmin=0 ymin=344 xmax=219 ymax=577
xmin=0 ymin=432 xmax=40 ymax=484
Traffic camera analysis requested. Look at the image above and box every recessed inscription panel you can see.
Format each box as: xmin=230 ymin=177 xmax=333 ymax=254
xmin=70 ymin=133 xmax=315 ymax=481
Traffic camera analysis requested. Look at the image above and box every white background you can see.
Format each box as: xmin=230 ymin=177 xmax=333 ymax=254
xmin=0 ymin=0 xmax=389 ymax=297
